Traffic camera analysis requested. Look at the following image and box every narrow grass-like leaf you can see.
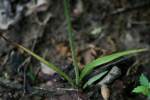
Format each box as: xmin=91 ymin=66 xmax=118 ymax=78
xmin=16 ymin=44 xmax=75 ymax=87
xmin=140 ymin=74 xmax=149 ymax=86
xmin=80 ymin=49 xmax=148 ymax=81
xmin=0 ymin=34 xmax=75 ymax=86
xmin=64 ymin=0 xmax=79 ymax=85
xmin=27 ymin=66 xmax=36 ymax=81
xmin=83 ymin=71 xmax=108 ymax=89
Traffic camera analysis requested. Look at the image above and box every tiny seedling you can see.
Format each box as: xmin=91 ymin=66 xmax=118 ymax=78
xmin=132 ymin=74 xmax=150 ymax=98
xmin=0 ymin=0 xmax=148 ymax=89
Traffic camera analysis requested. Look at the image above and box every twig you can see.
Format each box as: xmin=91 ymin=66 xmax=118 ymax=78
xmin=101 ymin=1 xmax=150 ymax=21
xmin=56 ymin=87 xmax=78 ymax=91
xmin=98 ymin=66 xmax=121 ymax=85
xmin=35 ymin=13 xmax=52 ymax=26
xmin=1 ymin=54 xmax=9 ymax=68
xmin=110 ymin=1 xmax=150 ymax=15
xmin=0 ymin=77 xmax=78 ymax=96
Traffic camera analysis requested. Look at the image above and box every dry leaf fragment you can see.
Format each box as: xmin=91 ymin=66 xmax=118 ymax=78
xmin=26 ymin=0 xmax=49 ymax=15
xmin=73 ymin=0 xmax=84 ymax=17
xmin=40 ymin=63 xmax=56 ymax=75
xmin=101 ymin=84 xmax=110 ymax=100
xmin=0 ymin=1 xmax=24 ymax=29
xmin=56 ymin=43 xmax=70 ymax=57
xmin=83 ymin=48 xmax=97 ymax=64
xmin=36 ymin=0 xmax=49 ymax=12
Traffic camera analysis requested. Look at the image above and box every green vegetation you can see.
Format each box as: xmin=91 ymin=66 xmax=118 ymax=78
xmin=64 ymin=0 xmax=80 ymax=85
xmin=132 ymin=74 xmax=150 ymax=98
xmin=17 ymin=43 xmax=147 ymax=88
xmin=1 ymin=0 xmax=148 ymax=89
xmin=79 ymin=49 xmax=147 ymax=81
xmin=83 ymin=71 xmax=108 ymax=89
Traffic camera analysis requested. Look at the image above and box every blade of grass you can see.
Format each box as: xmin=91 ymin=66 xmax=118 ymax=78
xmin=83 ymin=71 xmax=108 ymax=89
xmin=64 ymin=0 xmax=79 ymax=85
xmin=17 ymin=44 xmax=75 ymax=87
xmin=0 ymin=34 xmax=75 ymax=87
xmin=80 ymin=49 xmax=148 ymax=81
xmin=27 ymin=66 xmax=36 ymax=81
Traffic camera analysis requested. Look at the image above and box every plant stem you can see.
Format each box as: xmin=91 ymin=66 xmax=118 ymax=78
xmin=64 ymin=0 xmax=79 ymax=85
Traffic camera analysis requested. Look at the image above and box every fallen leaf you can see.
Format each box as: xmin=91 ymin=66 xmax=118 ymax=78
xmin=56 ymin=43 xmax=70 ymax=57
xmin=101 ymin=84 xmax=110 ymax=100
xmin=40 ymin=62 xmax=56 ymax=75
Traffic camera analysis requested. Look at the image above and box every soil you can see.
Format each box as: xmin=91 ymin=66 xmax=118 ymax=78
xmin=0 ymin=0 xmax=150 ymax=100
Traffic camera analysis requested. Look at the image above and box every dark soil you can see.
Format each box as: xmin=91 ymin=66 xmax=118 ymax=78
xmin=0 ymin=0 xmax=150 ymax=100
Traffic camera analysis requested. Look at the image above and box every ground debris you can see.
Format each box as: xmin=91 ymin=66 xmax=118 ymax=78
xmin=0 ymin=0 xmax=24 ymax=30
xmin=98 ymin=66 xmax=121 ymax=85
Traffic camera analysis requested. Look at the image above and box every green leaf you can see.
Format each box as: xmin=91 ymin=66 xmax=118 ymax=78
xmin=140 ymin=74 xmax=149 ymax=86
xmin=147 ymin=89 xmax=150 ymax=97
xmin=83 ymin=71 xmax=108 ymax=89
xmin=27 ymin=66 xmax=36 ymax=81
xmin=142 ymin=88 xmax=149 ymax=95
xmin=132 ymin=86 xmax=147 ymax=93
xmin=64 ymin=0 xmax=79 ymax=85
xmin=80 ymin=49 xmax=148 ymax=81
xmin=132 ymin=86 xmax=150 ymax=96
xmin=16 ymin=44 xmax=75 ymax=87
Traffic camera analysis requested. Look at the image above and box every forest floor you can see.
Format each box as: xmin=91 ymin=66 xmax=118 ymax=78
xmin=0 ymin=0 xmax=150 ymax=100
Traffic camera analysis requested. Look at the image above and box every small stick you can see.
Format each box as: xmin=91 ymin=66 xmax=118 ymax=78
xmin=0 ymin=77 xmax=78 ymax=96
